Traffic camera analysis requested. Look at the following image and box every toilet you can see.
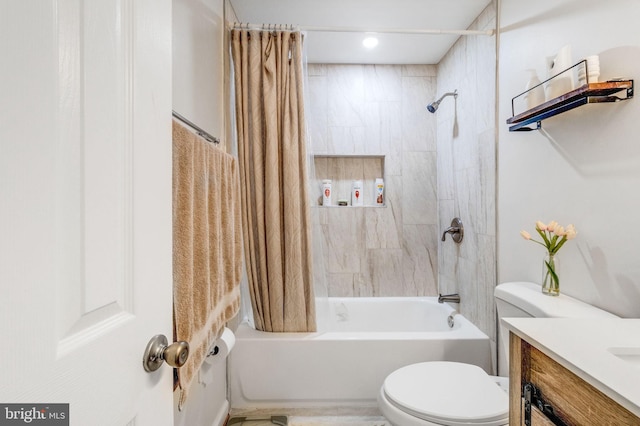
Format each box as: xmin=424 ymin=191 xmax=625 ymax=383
xmin=378 ymin=281 xmax=618 ymax=426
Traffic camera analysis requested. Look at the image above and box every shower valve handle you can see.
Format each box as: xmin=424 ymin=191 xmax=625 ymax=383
xmin=441 ymin=218 xmax=464 ymax=243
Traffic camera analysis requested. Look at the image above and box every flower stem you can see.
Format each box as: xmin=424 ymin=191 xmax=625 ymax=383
xmin=543 ymin=254 xmax=560 ymax=295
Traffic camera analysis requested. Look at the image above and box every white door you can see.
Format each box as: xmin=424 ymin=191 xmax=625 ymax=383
xmin=0 ymin=1 xmax=174 ymax=425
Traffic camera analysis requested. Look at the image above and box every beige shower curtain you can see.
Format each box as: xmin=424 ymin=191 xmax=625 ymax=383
xmin=231 ymin=28 xmax=316 ymax=332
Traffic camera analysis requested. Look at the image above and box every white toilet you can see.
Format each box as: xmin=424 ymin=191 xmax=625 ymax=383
xmin=378 ymin=281 xmax=618 ymax=426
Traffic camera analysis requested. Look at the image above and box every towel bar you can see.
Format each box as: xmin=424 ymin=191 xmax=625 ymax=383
xmin=172 ymin=110 xmax=220 ymax=144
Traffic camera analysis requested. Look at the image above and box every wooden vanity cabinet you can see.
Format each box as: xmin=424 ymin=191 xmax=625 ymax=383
xmin=509 ymin=332 xmax=640 ymax=425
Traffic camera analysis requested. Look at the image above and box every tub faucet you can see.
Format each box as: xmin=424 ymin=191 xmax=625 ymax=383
xmin=438 ymin=293 xmax=460 ymax=304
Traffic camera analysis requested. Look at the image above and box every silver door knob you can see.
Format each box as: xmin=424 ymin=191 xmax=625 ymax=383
xmin=143 ymin=334 xmax=189 ymax=372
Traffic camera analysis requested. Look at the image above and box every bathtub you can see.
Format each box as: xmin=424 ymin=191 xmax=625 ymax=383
xmin=229 ymin=297 xmax=491 ymax=409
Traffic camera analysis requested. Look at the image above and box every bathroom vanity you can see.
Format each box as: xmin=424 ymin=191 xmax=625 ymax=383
xmin=503 ymin=318 xmax=640 ymax=425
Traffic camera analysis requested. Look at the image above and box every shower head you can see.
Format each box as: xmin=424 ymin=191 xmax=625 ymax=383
xmin=427 ymin=90 xmax=458 ymax=113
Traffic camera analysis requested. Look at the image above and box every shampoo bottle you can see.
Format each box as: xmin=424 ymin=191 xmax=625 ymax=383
xmin=322 ymin=179 xmax=332 ymax=206
xmin=352 ymin=180 xmax=363 ymax=206
xmin=375 ymin=178 xmax=384 ymax=205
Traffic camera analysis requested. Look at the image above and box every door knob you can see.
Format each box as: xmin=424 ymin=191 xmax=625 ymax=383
xmin=143 ymin=334 xmax=189 ymax=372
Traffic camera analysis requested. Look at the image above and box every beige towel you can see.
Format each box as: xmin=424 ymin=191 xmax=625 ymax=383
xmin=172 ymin=120 xmax=242 ymax=408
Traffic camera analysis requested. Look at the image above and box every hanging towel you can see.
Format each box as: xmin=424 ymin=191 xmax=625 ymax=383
xmin=172 ymin=120 xmax=242 ymax=408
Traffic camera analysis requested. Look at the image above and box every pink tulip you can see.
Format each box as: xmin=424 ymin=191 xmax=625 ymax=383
xmin=554 ymin=226 xmax=566 ymax=236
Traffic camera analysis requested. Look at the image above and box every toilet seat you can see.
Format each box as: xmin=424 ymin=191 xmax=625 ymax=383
xmin=381 ymin=362 xmax=508 ymax=426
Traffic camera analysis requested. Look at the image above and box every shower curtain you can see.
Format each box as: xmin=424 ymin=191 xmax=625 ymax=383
xmin=230 ymin=28 xmax=316 ymax=332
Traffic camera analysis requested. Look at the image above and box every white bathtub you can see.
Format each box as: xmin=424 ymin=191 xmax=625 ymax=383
xmin=229 ymin=297 xmax=491 ymax=409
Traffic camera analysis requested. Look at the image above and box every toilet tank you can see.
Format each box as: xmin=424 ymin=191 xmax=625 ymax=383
xmin=495 ymin=281 xmax=618 ymax=319
xmin=494 ymin=281 xmax=618 ymax=376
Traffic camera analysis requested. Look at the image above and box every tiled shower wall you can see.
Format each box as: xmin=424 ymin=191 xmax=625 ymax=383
xmin=305 ymin=1 xmax=497 ymax=352
xmin=306 ymin=64 xmax=439 ymax=297
xmin=436 ymin=1 xmax=497 ymax=346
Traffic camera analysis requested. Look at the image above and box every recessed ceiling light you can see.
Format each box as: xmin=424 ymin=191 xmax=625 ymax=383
xmin=362 ymin=36 xmax=379 ymax=49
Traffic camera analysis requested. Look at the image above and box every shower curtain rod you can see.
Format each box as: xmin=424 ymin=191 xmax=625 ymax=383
xmin=230 ymin=22 xmax=494 ymax=36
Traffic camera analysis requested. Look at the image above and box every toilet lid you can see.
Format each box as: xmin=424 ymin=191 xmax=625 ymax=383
xmin=382 ymin=362 xmax=508 ymax=426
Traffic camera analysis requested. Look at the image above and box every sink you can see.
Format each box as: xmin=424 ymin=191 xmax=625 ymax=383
xmin=608 ymin=347 xmax=640 ymax=369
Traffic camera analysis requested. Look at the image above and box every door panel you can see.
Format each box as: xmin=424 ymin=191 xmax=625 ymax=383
xmin=0 ymin=1 xmax=173 ymax=424
xmin=57 ymin=0 xmax=136 ymax=352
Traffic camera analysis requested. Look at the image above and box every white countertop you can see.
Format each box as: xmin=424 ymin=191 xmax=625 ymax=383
xmin=502 ymin=318 xmax=640 ymax=418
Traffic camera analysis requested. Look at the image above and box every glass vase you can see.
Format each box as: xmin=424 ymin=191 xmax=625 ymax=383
xmin=542 ymin=252 xmax=560 ymax=296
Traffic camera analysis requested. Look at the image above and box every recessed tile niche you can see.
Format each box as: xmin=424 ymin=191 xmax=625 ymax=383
xmin=313 ymin=155 xmax=385 ymax=207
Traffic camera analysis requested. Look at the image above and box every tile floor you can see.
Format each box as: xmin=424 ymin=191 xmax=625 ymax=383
xmin=288 ymin=416 xmax=390 ymax=426
xmin=228 ymin=409 xmax=391 ymax=426
xmin=228 ymin=416 xmax=390 ymax=426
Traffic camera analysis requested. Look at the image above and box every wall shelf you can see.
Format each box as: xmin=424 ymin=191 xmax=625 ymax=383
xmin=313 ymin=155 xmax=385 ymax=207
xmin=507 ymin=80 xmax=634 ymax=132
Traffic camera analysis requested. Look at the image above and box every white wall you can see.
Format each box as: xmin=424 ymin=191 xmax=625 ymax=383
xmin=498 ymin=0 xmax=640 ymax=318
xmin=173 ymin=0 xmax=230 ymax=425
xmin=173 ymin=359 xmax=229 ymax=426
xmin=173 ymin=0 xmax=225 ymax=142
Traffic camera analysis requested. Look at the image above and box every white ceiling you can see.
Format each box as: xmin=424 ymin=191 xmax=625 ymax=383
xmin=228 ymin=0 xmax=493 ymax=64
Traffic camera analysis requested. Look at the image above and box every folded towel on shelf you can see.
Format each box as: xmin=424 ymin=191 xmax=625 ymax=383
xmin=172 ymin=120 xmax=242 ymax=408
